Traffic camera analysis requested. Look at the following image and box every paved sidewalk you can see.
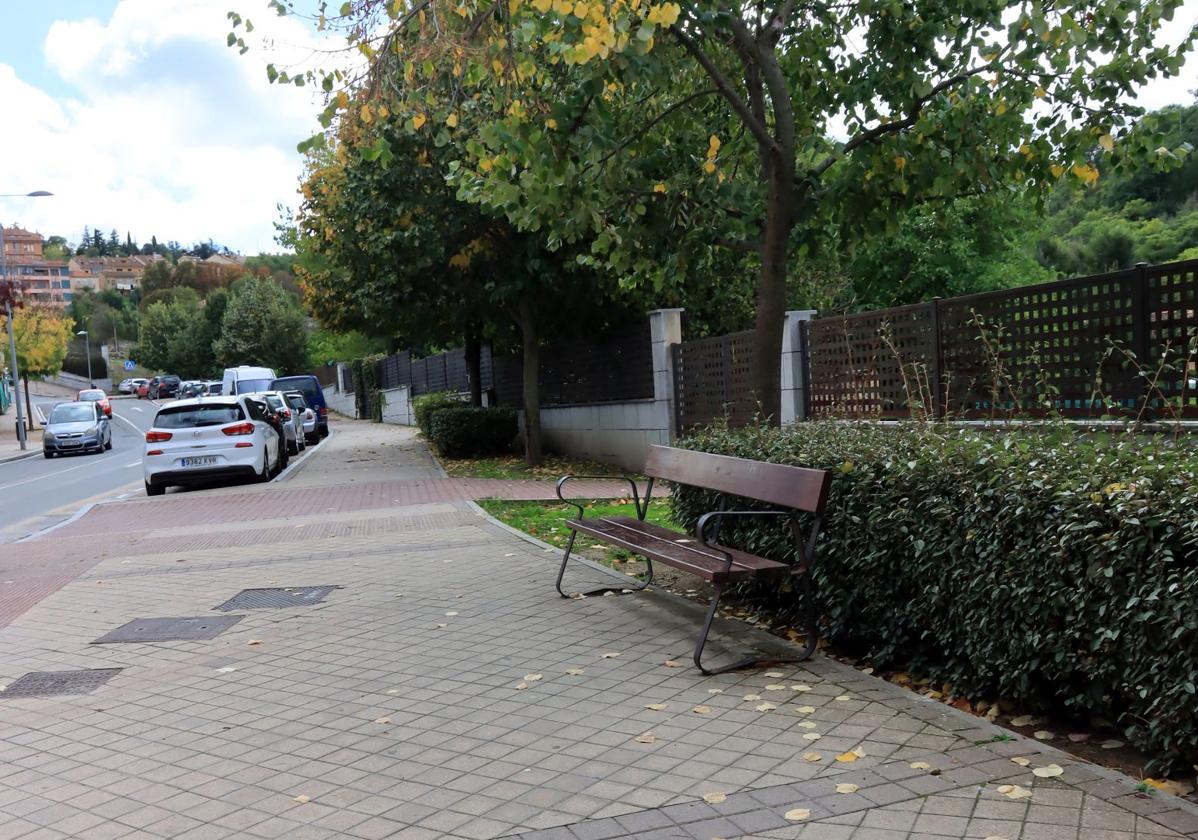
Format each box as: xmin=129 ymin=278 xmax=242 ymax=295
xmin=0 ymin=420 xmax=1195 ymax=839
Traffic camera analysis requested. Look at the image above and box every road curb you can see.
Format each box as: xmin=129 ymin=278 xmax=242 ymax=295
xmin=0 ymin=449 xmax=40 ymax=465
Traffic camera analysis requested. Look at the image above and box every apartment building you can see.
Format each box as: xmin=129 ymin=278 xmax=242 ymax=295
xmin=0 ymin=226 xmax=71 ymax=306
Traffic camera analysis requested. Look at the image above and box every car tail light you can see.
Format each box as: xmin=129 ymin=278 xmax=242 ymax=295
xmin=146 ymin=449 xmax=164 ymax=456
xmin=145 ymin=430 xmax=172 ymax=443
xmin=281 ymin=408 xmax=292 ymax=419
xmin=319 ymin=406 xmax=328 ymax=416
xmin=222 ymin=422 xmax=255 ymax=436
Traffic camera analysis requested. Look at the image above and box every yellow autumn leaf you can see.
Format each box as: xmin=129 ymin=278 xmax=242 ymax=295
xmin=995 ymin=101 xmax=1007 ymax=116
xmin=532 ymin=0 xmax=552 ymax=11
xmin=634 ymin=731 xmax=656 ymax=743
xmin=653 ymin=183 xmax=667 ymax=193
xmin=801 ymin=752 xmax=822 ymax=762
xmin=707 ymin=134 xmax=721 ymax=154
xmin=784 ymin=808 xmax=811 ymax=821
xmin=894 ymin=155 xmax=906 ymax=172
xmin=703 ymin=161 xmax=716 ymax=174
xmin=1034 ymin=86 xmax=1047 ymax=98
xmin=1032 ymin=764 xmax=1064 ymax=778
xmin=835 ymin=783 xmax=859 ymax=794
xmin=1098 ymin=133 xmax=1114 ymax=152
xmin=910 ymin=761 xmax=932 ymax=770
xmin=360 ymin=104 xmax=374 ymax=124
xmin=645 ymin=703 xmax=668 ymax=711
xmin=1051 ymin=164 xmax=1066 ymax=179
xmin=835 ymin=751 xmax=859 ymax=763
xmin=573 ymin=1 xmax=589 ymax=16
xmin=412 ymin=113 xmax=426 ymax=130
xmin=702 ymin=792 xmax=726 ymax=804
xmin=446 ymin=113 xmax=458 ymax=128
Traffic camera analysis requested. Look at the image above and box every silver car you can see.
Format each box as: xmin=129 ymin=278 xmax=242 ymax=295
xmin=43 ymin=401 xmax=112 ymax=458
xmin=249 ymin=390 xmax=304 ymax=455
xmin=283 ymin=391 xmax=318 ymax=446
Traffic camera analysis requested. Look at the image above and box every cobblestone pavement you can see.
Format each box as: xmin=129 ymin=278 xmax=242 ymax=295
xmin=1 ymin=420 xmax=1196 ymax=839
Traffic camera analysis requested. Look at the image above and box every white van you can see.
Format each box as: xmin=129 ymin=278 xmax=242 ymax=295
xmin=221 ymin=366 xmax=278 ymax=396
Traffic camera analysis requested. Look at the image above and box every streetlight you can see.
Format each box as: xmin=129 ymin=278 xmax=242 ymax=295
xmin=77 ymin=331 xmax=92 ymax=385
xmin=1 ymin=190 xmax=55 ymax=450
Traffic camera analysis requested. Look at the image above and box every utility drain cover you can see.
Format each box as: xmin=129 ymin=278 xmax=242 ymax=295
xmin=1 ymin=668 xmax=122 ymax=699
xmin=215 ymin=586 xmax=340 ymax=611
xmin=93 ymin=615 xmax=244 ymax=644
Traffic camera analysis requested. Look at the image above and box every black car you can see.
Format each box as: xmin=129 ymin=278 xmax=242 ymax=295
xmin=150 ymin=375 xmax=181 ymax=400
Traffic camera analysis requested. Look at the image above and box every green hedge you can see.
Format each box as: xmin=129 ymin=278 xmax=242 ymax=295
xmin=412 ymin=391 xmax=464 ymax=435
xmin=671 ymin=422 xmax=1198 ymax=772
xmin=429 ymin=407 xmax=517 ymax=457
xmin=350 ymin=355 xmax=384 ymax=421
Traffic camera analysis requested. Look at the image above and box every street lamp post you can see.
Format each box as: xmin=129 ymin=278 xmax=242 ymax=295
xmin=1 ymin=190 xmax=55 ymax=449
xmin=77 ymin=331 xmax=92 ymax=385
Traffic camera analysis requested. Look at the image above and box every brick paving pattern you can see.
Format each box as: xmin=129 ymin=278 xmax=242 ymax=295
xmin=0 ymin=420 xmax=1195 ymax=839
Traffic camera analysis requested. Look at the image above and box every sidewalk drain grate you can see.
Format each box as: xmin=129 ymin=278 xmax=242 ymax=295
xmin=1 ymin=669 xmax=122 ymax=699
xmin=215 ymin=586 xmax=341 ymax=611
xmin=92 ymin=615 xmax=244 ymax=644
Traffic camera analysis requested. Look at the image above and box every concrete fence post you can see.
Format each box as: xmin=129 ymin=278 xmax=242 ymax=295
xmin=781 ymin=309 xmax=817 ymax=425
xmin=648 ymin=308 xmax=684 ymax=444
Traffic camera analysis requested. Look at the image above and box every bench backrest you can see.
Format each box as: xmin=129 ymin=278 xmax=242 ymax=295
xmin=644 ymin=445 xmax=830 ymax=513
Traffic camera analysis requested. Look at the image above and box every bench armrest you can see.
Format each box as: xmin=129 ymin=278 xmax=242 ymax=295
xmin=556 ymin=474 xmax=653 ymax=520
xmin=696 ymin=510 xmax=807 ymax=572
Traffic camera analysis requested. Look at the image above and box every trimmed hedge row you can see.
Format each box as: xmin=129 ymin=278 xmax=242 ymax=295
xmin=412 ymin=391 xmax=465 ymax=436
xmin=670 ymin=422 xmax=1198 ymax=772
xmin=429 ymin=407 xmax=517 ymax=457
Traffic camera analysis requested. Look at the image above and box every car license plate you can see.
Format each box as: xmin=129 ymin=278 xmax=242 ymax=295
xmin=62 ymin=440 xmax=81 ymax=448
xmin=181 ymin=456 xmax=218 ymax=467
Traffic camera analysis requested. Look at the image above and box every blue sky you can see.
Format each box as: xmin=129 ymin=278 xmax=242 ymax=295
xmin=0 ymin=0 xmax=330 ymax=254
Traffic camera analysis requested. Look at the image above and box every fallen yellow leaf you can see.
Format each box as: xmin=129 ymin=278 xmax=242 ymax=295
xmin=802 ymin=752 xmax=822 ymax=762
xmin=247 ymin=639 xmax=263 ymax=645
xmin=834 ymin=695 xmax=852 ymax=702
xmin=645 ymin=703 xmax=668 ymax=711
xmin=702 ymin=792 xmax=726 ymax=804
xmin=707 ymin=688 xmax=723 ymax=694
xmin=1032 ymin=764 xmax=1064 ymax=778
xmin=835 ymin=783 xmax=859 ymax=794
xmin=791 ymin=684 xmax=812 ymax=692
xmin=445 ymin=611 xmax=458 ymax=616
xmin=634 ymin=732 xmax=656 ymax=744
xmin=1010 ymin=757 xmax=1031 ymax=767
xmin=795 ymin=705 xmax=815 ymax=714
xmin=515 ymin=682 xmax=529 ymax=690
xmin=764 ymin=671 xmax=785 ymax=678
xmin=756 ymin=702 xmax=777 ymax=712
xmin=764 ymin=684 xmax=787 ymax=691
xmin=692 ymin=705 xmax=712 ymax=715
xmin=1033 ymin=730 xmax=1056 ymax=741
xmin=797 ymin=721 xmax=817 ymax=730
xmin=601 ymin=652 xmax=621 ymax=658
xmin=374 ymin=717 xmax=391 ymax=724
xmin=565 ymin=668 xmax=585 ymax=676
xmin=784 ymin=808 xmax=811 ymax=821
xmin=803 ymin=732 xmax=822 ymax=741
xmin=292 ymin=794 xmax=311 ymax=804
xmin=835 ymin=752 xmax=859 ymax=763
xmin=743 ymin=694 xmax=762 ymax=702
xmin=524 ymin=674 xmax=543 ymax=682
xmin=910 ymin=761 xmax=931 ymax=770
xmin=1144 ymin=778 xmax=1195 ymax=796
xmin=997 ymin=784 xmax=1033 ymax=800
xmin=663 ymin=660 xmax=682 ymax=668
xmin=435 ymin=623 xmax=448 ymax=629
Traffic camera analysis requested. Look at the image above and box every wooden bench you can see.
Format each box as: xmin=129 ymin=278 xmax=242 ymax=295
xmin=554 ymin=445 xmax=831 ymax=674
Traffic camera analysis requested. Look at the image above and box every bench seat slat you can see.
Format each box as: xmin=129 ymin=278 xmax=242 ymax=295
xmin=565 ymin=516 xmax=789 ymax=584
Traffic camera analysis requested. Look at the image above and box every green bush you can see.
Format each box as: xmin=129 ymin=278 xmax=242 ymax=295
xmin=412 ymin=391 xmax=465 ymax=435
xmin=350 ymin=355 xmax=384 ymax=421
xmin=428 ymin=407 xmax=517 ymax=458
xmin=671 ymin=422 xmax=1198 ymax=772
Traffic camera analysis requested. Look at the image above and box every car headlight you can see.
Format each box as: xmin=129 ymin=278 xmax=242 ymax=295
xmin=44 ymin=431 xmax=56 ymax=441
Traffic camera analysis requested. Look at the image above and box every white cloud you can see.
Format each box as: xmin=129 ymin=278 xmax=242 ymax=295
xmin=0 ymin=0 xmax=338 ymax=254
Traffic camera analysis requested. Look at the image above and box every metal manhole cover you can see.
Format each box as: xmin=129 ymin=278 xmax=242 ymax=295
xmin=215 ymin=586 xmax=341 ymax=611
xmin=1 ymin=668 xmax=122 ymax=699
xmin=92 ymin=615 xmax=244 ymax=644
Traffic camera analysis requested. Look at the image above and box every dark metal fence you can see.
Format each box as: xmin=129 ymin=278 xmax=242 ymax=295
xmin=672 ymin=329 xmax=758 ymax=432
xmin=374 ymin=347 xmax=494 ymax=396
xmin=492 ymin=320 xmax=655 ymax=407
xmin=313 ymin=364 xmax=338 ymax=387
xmin=808 ymin=258 xmax=1198 ymax=419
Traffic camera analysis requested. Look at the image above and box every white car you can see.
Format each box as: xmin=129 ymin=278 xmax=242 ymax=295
xmin=119 ymin=377 xmax=147 ymax=394
xmin=143 ymin=395 xmax=283 ymax=496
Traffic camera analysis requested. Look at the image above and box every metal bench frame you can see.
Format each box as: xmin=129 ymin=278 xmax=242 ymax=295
xmin=553 ymin=446 xmax=829 ymax=675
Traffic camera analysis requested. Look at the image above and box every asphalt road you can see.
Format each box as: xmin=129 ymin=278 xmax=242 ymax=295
xmin=0 ymin=396 xmax=154 ymax=541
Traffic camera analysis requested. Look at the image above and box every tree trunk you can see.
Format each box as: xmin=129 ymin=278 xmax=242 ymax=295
xmin=750 ymin=163 xmax=794 ymax=423
xmin=518 ymin=296 xmax=542 ymax=466
xmin=22 ymin=374 xmax=33 ymax=431
xmin=464 ymin=327 xmax=483 ymax=407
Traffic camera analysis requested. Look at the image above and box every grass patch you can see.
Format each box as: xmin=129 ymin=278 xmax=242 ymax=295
xmin=441 ymin=452 xmax=636 ymax=481
xmin=476 ymin=498 xmax=676 ymax=567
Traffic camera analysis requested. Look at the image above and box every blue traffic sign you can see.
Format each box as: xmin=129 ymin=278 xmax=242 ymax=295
xmin=123 ymin=360 xmax=136 ymax=371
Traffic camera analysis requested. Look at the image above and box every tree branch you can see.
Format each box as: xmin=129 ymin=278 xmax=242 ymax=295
xmin=586 ymin=88 xmax=721 ymax=171
xmin=810 ymin=64 xmax=993 ymax=178
xmin=668 ymin=23 xmax=779 ymax=154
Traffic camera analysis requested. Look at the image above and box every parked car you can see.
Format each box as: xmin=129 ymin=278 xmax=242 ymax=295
xmin=249 ymin=390 xmax=304 ymax=455
xmin=178 ymin=380 xmax=205 ymax=399
xmin=43 ymin=401 xmax=112 ymax=458
xmin=150 ymin=375 xmax=181 ymax=400
xmin=270 ymin=375 xmax=329 ymax=438
xmin=283 ymin=390 xmax=318 ymax=445
xmin=142 ymin=395 xmax=283 ymax=496
xmin=137 ymin=379 xmax=152 ymax=398
xmin=222 ymin=366 xmax=277 ymax=397
xmin=118 ymin=377 xmax=147 ymax=394
xmin=203 ymin=380 xmax=223 ymax=395
xmin=76 ymin=388 xmax=112 ymax=417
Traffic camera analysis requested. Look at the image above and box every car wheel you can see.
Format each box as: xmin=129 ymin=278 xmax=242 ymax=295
xmin=43 ymin=450 xmax=52 ymax=459
xmin=104 ymin=434 xmax=113 ymax=451
xmin=258 ymin=448 xmax=271 ymax=482
xmin=145 ymin=480 xmax=165 ymax=497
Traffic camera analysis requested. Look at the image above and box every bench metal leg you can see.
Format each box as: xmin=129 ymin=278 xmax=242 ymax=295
xmin=555 ymin=531 xmax=654 ymax=598
xmin=693 ymin=579 xmax=818 ymax=675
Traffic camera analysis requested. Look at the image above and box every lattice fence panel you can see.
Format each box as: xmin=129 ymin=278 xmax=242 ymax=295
xmin=672 ymin=330 xmax=762 ymax=431
xmin=939 ymin=270 xmax=1140 ymax=417
xmin=1147 ymin=259 xmax=1198 ymax=417
xmin=806 ymin=303 xmax=936 ymax=418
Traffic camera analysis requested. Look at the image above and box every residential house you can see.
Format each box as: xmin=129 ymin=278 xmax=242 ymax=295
xmin=0 ymin=226 xmax=71 ymax=306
